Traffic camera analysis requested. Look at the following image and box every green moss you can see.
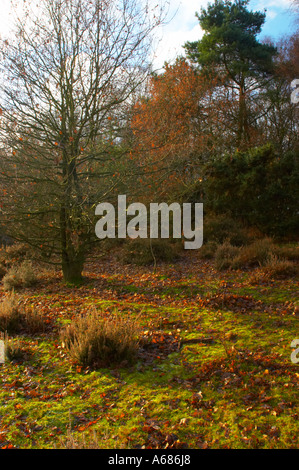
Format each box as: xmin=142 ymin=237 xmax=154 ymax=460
xmin=0 ymin=249 xmax=298 ymax=449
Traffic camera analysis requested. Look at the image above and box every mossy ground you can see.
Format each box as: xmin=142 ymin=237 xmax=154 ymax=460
xmin=0 ymin=249 xmax=298 ymax=449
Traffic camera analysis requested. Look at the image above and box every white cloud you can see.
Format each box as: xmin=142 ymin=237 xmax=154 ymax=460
xmin=151 ymin=0 xmax=208 ymax=70
xmin=266 ymin=9 xmax=278 ymax=19
xmin=1 ymin=0 xmax=295 ymax=73
xmin=152 ymin=23 xmax=203 ymax=70
xmin=163 ymin=0 xmax=208 ymax=30
xmin=151 ymin=0 xmax=296 ymax=70
xmin=253 ymin=0 xmax=293 ymax=9
xmin=0 ymin=0 xmax=14 ymax=38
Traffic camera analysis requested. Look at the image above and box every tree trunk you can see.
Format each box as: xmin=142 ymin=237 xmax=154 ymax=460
xmin=237 ymin=79 xmax=250 ymax=150
xmin=237 ymin=84 xmax=245 ymax=148
xmin=60 ymin=203 xmax=85 ymax=284
xmin=62 ymin=250 xmax=84 ymax=284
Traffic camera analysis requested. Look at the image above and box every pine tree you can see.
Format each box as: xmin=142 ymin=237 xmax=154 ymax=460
xmin=184 ymin=0 xmax=277 ymax=149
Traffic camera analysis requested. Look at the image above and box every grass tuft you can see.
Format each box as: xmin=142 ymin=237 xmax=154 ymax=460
xmin=0 ymin=292 xmax=46 ymax=335
xmin=60 ymin=307 xmax=141 ymax=368
xmin=0 ymin=291 xmax=23 ymax=333
xmin=2 ymin=260 xmax=37 ymax=291
xmin=262 ymin=254 xmax=299 ymax=279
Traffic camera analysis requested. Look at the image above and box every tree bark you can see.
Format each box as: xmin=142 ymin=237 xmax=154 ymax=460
xmin=62 ymin=251 xmax=84 ymax=283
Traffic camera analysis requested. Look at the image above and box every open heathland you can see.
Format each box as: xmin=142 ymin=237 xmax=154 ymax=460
xmin=0 ymin=243 xmax=298 ymax=449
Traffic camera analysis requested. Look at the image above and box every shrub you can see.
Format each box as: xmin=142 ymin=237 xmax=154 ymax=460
xmin=2 ymin=260 xmax=37 ymax=291
xmin=262 ymin=255 xmax=299 ymax=279
xmin=214 ymin=238 xmax=277 ymax=271
xmin=23 ymin=304 xmax=46 ymax=334
xmin=2 ymin=267 xmax=22 ymax=291
xmin=18 ymin=260 xmax=37 ymax=286
xmin=60 ymin=308 xmax=141 ymax=368
xmin=0 ymin=263 xmax=6 ymax=279
xmin=231 ymin=238 xmax=274 ymax=268
xmin=100 ymin=237 xmax=126 ymax=251
xmin=203 ymin=145 xmax=299 ymax=237
xmin=204 ymin=214 xmax=249 ymax=246
xmin=4 ymin=243 xmax=31 ymax=263
xmin=0 ymin=292 xmax=23 ymax=333
xmin=272 ymin=244 xmax=299 ymax=261
xmin=0 ymin=292 xmax=45 ymax=335
xmin=198 ymin=240 xmax=218 ymax=259
xmin=120 ymin=238 xmax=181 ymax=266
xmin=5 ymin=337 xmax=29 ymax=362
xmin=214 ymin=242 xmax=240 ymax=270
xmin=0 ymin=250 xmax=6 ymax=265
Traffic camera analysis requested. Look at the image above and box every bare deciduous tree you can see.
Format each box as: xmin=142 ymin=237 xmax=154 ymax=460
xmin=0 ymin=0 xmax=166 ymax=282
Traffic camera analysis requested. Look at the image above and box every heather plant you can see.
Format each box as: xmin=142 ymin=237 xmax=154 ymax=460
xmin=2 ymin=260 xmax=37 ymax=291
xmin=214 ymin=242 xmax=240 ymax=270
xmin=0 ymin=292 xmax=45 ymax=335
xmin=262 ymin=254 xmax=299 ymax=279
xmin=231 ymin=238 xmax=274 ymax=268
xmin=60 ymin=308 xmax=141 ymax=368
xmin=0 ymin=292 xmax=23 ymax=333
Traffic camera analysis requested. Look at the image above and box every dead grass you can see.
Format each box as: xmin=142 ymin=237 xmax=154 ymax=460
xmin=57 ymin=428 xmax=106 ymax=449
xmin=0 ymin=291 xmax=46 ymax=335
xmin=272 ymin=244 xmax=299 ymax=261
xmin=4 ymin=336 xmax=27 ymax=362
xmin=60 ymin=307 xmax=141 ymax=368
xmin=214 ymin=238 xmax=279 ymax=271
xmin=214 ymin=242 xmax=240 ymax=270
xmin=262 ymin=254 xmax=299 ymax=279
xmin=0 ymin=263 xmax=7 ymax=279
xmin=2 ymin=260 xmax=37 ymax=291
xmin=4 ymin=243 xmax=31 ymax=263
xmin=23 ymin=303 xmax=46 ymax=334
xmin=0 ymin=291 xmax=23 ymax=333
xmin=198 ymin=241 xmax=218 ymax=259
xmin=231 ymin=238 xmax=274 ymax=268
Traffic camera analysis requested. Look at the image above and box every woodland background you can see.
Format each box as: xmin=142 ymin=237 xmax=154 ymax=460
xmin=0 ymin=0 xmax=298 ymax=450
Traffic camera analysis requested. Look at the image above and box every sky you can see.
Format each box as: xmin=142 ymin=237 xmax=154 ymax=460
xmin=152 ymin=0 xmax=297 ymax=70
xmin=0 ymin=0 xmax=297 ymax=72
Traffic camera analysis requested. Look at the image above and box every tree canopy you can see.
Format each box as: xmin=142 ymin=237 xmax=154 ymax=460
xmin=184 ymin=0 xmax=277 ymax=149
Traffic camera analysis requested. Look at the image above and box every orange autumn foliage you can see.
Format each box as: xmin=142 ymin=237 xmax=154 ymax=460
xmin=131 ymin=58 xmax=216 ymax=199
